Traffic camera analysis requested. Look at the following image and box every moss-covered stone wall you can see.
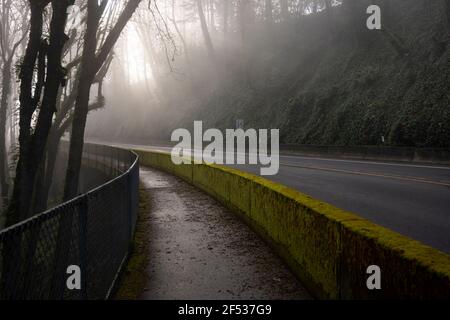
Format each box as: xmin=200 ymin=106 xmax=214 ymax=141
xmin=134 ymin=149 xmax=450 ymax=299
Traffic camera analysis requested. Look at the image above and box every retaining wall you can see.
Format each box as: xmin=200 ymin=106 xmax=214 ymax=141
xmin=135 ymin=149 xmax=450 ymax=299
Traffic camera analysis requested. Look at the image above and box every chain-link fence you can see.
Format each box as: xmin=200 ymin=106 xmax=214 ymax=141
xmin=0 ymin=143 xmax=139 ymax=300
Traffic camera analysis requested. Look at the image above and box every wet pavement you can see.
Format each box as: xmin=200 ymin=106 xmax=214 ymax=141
xmin=139 ymin=167 xmax=312 ymax=300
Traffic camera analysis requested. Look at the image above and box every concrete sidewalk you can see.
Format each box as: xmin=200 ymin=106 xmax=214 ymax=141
xmin=139 ymin=167 xmax=311 ymax=300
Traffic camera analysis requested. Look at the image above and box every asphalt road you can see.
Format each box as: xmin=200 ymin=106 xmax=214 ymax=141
xmin=112 ymin=143 xmax=450 ymax=254
xmin=236 ymin=156 xmax=450 ymax=254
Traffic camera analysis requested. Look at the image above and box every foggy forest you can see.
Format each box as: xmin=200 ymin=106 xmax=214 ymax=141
xmin=0 ymin=0 xmax=449 ymax=227
xmin=0 ymin=0 xmax=449 ymax=303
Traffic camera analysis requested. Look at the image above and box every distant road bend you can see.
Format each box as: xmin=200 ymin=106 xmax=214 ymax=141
xmin=111 ymin=143 xmax=450 ymax=254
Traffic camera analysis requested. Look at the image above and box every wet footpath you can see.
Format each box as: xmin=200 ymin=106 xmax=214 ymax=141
xmin=139 ymin=167 xmax=311 ymax=300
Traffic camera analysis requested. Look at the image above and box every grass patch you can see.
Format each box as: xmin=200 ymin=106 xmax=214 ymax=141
xmin=114 ymin=186 xmax=151 ymax=300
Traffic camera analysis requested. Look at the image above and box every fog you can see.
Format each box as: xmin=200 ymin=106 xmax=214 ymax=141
xmin=1 ymin=0 xmax=449 ymax=217
xmin=82 ymin=0 xmax=450 ymax=149
xmin=86 ymin=0 xmax=345 ymax=143
xmin=0 ymin=0 xmax=449 ymax=301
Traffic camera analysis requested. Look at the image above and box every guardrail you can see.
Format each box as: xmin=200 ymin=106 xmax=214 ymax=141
xmin=89 ymin=137 xmax=450 ymax=165
xmin=135 ymin=149 xmax=450 ymax=300
xmin=0 ymin=143 xmax=139 ymax=300
xmin=280 ymin=144 xmax=450 ymax=165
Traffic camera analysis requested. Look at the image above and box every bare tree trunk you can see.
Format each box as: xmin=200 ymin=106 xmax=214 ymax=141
xmin=64 ymin=0 xmax=142 ymax=200
xmin=209 ymin=0 xmax=215 ymax=31
xmin=171 ymin=0 xmax=189 ymax=62
xmin=0 ymin=59 xmax=12 ymax=199
xmin=7 ymin=3 xmax=44 ymax=224
xmin=2 ymin=0 xmax=72 ymax=299
xmin=25 ymin=0 xmax=72 ymax=215
xmin=136 ymin=25 xmax=161 ymax=84
xmin=280 ymin=0 xmax=289 ymax=21
xmin=32 ymin=130 xmax=60 ymax=213
xmin=64 ymin=0 xmax=100 ymax=200
xmin=223 ymin=0 xmax=229 ymax=36
xmin=197 ymin=0 xmax=215 ymax=64
xmin=0 ymin=0 xmax=28 ymax=201
xmin=35 ymin=94 xmax=105 ymax=213
xmin=239 ymin=0 xmax=249 ymax=45
xmin=238 ymin=0 xmax=252 ymax=89
xmin=6 ymin=0 xmax=72 ymax=225
xmin=265 ymin=0 xmax=273 ymax=24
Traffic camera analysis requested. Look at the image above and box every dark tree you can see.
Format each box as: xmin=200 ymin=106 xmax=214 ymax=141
xmin=64 ymin=0 xmax=143 ymax=200
xmin=0 ymin=0 xmax=28 ymax=200
xmin=6 ymin=0 xmax=74 ymax=225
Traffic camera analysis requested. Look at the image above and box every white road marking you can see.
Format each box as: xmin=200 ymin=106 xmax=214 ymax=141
xmin=280 ymin=163 xmax=450 ymax=187
xmin=280 ymin=155 xmax=450 ymax=170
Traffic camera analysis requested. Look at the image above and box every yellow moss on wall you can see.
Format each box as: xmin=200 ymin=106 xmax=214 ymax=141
xmin=135 ymin=149 xmax=450 ymax=299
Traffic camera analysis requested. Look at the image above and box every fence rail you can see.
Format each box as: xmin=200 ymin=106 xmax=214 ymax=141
xmin=0 ymin=143 xmax=139 ymax=300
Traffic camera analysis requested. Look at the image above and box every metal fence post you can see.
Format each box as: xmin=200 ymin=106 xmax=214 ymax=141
xmin=127 ymin=170 xmax=133 ymax=243
xmin=79 ymin=196 xmax=88 ymax=300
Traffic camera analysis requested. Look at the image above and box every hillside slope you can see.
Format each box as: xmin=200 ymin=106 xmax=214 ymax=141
xmin=183 ymin=0 xmax=449 ymax=148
